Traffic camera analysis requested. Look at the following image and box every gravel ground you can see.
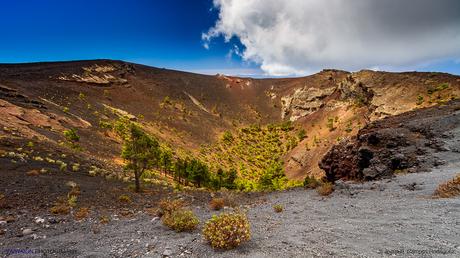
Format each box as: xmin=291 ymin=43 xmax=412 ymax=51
xmin=2 ymin=159 xmax=459 ymax=258
xmin=1 ymin=129 xmax=460 ymax=258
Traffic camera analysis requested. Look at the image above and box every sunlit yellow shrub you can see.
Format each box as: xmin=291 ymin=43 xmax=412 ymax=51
xmin=203 ymin=212 xmax=250 ymax=249
xmin=162 ymin=209 xmax=199 ymax=232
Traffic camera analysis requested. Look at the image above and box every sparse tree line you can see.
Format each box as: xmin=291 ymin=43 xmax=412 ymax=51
xmin=113 ymin=117 xmax=237 ymax=192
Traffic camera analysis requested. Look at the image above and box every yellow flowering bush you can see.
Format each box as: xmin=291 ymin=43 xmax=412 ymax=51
xmin=162 ymin=209 xmax=199 ymax=232
xmin=203 ymin=212 xmax=251 ymax=249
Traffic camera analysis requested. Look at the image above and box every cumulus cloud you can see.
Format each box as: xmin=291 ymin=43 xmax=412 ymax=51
xmin=203 ymin=0 xmax=460 ymax=76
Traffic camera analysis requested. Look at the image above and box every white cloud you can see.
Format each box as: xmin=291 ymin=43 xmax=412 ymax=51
xmin=203 ymin=0 xmax=460 ymax=76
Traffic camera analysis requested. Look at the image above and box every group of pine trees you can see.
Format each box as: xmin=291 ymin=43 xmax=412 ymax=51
xmin=116 ymin=118 xmax=237 ymax=192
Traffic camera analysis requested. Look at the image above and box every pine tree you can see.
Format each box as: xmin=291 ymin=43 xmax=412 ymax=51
xmin=121 ymin=124 xmax=160 ymax=192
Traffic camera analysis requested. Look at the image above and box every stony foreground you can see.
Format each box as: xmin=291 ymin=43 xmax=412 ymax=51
xmin=1 ymin=156 xmax=459 ymax=258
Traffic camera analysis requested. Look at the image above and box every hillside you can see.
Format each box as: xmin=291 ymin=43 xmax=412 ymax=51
xmin=1 ymin=60 xmax=460 ymax=186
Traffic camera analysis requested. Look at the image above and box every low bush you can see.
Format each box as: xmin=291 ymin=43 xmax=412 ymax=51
xmin=433 ymin=174 xmax=460 ymax=198
xmin=50 ymin=197 xmax=71 ymax=215
xmin=203 ymin=212 xmax=251 ymax=249
xmin=158 ymin=198 xmax=185 ymax=217
xmin=209 ymin=197 xmax=225 ymax=211
xmin=162 ymin=209 xmax=199 ymax=232
xmin=67 ymin=195 xmax=78 ymax=207
xmin=63 ymin=128 xmax=80 ymax=142
xmin=75 ymin=207 xmax=90 ymax=220
xmin=118 ymin=194 xmax=132 ymax=203
xmin=273 ymin=204 xmax=283 ymax=213
xmin=317 ymin=182 xmax=334 ymax=196
xmin=26 ymin=170 xmax=40 ymax=176
xmin=303 ymin=176 xmax=322 ymax=189
xmin=99 ymin=215 xmax=110 ymax=224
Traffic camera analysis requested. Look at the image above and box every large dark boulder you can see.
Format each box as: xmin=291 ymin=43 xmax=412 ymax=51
xmin=320 ymin=100 xmax=460 ymax=182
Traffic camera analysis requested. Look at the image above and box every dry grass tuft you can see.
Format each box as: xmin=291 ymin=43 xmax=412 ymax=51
xmin=209 ymin=197 xmax=225 ymax=211
xmin=118 ymin=194 xmax=132 ymax=203
xmin=433 ymin=174 xmax=460 ymax=198
xmin=99 ymin=215 xmax=110 ymax=224
xmin=317 ymin=182 xmax=334 ymax=196
xmin=50 ymin=197 xmax=71 ymax=215
xmin=158 ymin=198 xmax=185 ymax=217
xmin=26 ymin=170 xmax=40 ymax=176
xmin=75 ymin=207 xmax=90 ymax=220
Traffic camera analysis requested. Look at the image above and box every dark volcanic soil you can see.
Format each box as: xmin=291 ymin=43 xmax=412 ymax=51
xmin=1 ymin=102 xmax=459 ymax=257
xmin=1 ymin=150 xmax=459 ymax=258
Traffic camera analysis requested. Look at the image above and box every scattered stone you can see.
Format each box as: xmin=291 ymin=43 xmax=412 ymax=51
xmin=0 ymin=215 xmax=16 ymax=223
xmin=26 ymin=170 xmax=40 ymax=176
xmin=22 ymin=228 xmax=33 ymax=236
xmin=34 ymin=217 xmax=45 ymax=224
xmin=162 ymin=248 xmax=173 ymax=257
xmin=48 ymin=218 xmax=59 ymax=224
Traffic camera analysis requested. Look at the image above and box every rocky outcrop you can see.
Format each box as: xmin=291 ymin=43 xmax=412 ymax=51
xmin=56 ymin=64 xmax=134 ymax=85
xmin=0 ymin=85 xmax=45 ymax=109
xmin=280 ymin=74 xmax=375 ymax=121
xmin=281 ymin=86 xmax=336 ymax=121
xmin=338 ymin=75 xmax=374 ymax=106
xmin=320 ymin=100 xmax=460 ymax=181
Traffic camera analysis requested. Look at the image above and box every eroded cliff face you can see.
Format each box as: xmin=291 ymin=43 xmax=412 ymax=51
xmin=280 ymin=73 xmax=375 ymax=122
xmin=281 ymin=86 xmax=336 ymax=121
xmin=320 ymin=100 xmax=460 ymax=182
xmin=278 ymin=70 xmax=460 ymax=180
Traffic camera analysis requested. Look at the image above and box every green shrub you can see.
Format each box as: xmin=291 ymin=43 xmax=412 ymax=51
xmin=297 ymin=129 xmax=306 ymax=140
xmin=327 ymin=117 xmax=336 ymax=131
xmin=162 ymin=209 xmax=199 ymax=232
xmin=258 ymin=161 xmax=286 ymax=190
xmin=280 ymin=121 xmax=294 ymax=131
xmin=345 ymin=121 xmax=353 ymax=133
xmin=222 ymin=131 xmax=234 ymax=143
xmin=203 ymin=212 xmax=251 ymax=249
xmin=67 ymin=195 xmax=77 ymax=207
xmin=303 ymin=176 xmax=321 ymax=189
xmin=63 ymin=129 xmax=80 ymax=142
xmin=428 ymin=82 xmax=450 ymax=95
xmin=436 ymin=83 xmax=450 ymax=91
xmin=416 ymin=95 xmax=424 ymax=105
xmin=99 ymin=120 xmax=113 ymax=129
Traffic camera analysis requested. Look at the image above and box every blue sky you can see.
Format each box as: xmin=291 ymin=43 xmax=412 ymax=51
xmin=0 ymin=0 xmax=459 ymax=76
xmin=0 ymin=0 xmax=257 ymax=75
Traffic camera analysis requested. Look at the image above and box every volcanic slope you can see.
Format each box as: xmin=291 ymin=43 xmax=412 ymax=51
xmin=1 ymin=60 xmax=460 ymax=183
